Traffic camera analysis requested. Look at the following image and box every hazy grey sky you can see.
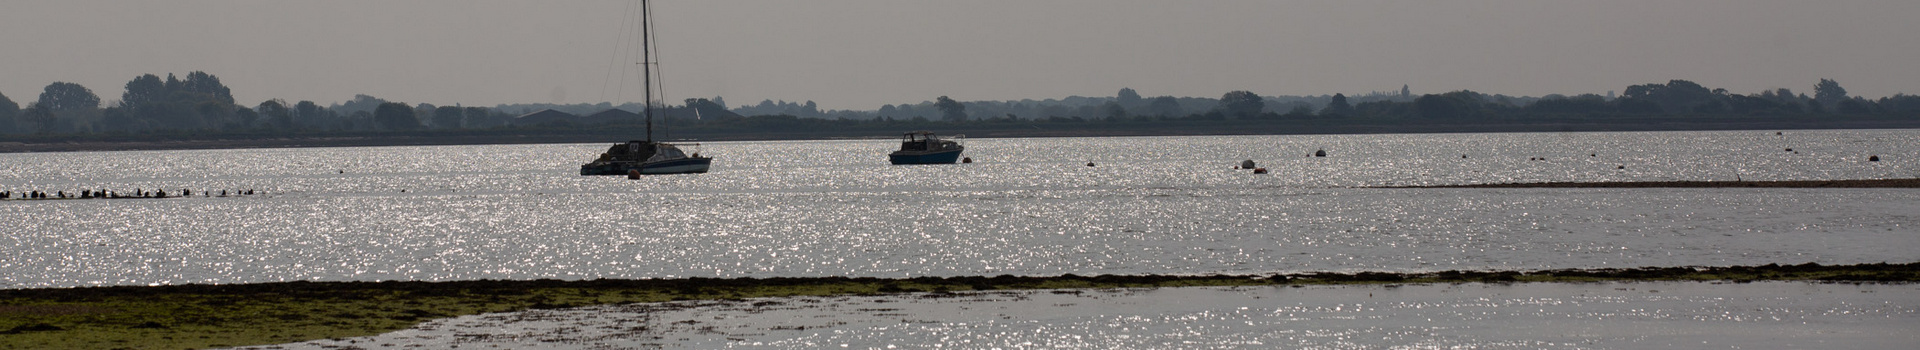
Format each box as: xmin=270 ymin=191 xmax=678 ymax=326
xmin=3 ymin=0 xmax=1915 ymax=110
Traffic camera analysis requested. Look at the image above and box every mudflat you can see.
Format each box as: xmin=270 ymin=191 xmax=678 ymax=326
xmin=2 ymin=263 xmax=1915 ymax=350
xmin=1385 ymin=178 xmax=1920 ymax=188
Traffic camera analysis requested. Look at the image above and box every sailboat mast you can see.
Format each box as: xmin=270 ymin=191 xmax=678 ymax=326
xmin=640 ymin=0 xmax=654 ymax=143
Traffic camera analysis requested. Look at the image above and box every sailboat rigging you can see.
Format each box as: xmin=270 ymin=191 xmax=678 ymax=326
xmin=581 ymin=0 xmax=713 ymax=176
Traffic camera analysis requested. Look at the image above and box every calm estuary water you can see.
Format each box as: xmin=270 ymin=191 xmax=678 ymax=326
xmin=3 ymin=129 xmax=1917 ymax=288
xmin=8 ymin=129 xmax=1918 ymax=349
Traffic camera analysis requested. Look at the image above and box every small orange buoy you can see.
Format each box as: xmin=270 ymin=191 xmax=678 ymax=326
xmin=1252 ymin=167 xmax=1268 ymax=174
xmin=627 ymin=169 xmax=642 ymax=179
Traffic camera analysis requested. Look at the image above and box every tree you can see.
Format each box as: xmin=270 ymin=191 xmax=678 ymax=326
xmin=120 ymin=74 xmax=167 ymax=108
xmin=334 ymin=94 xmax=388 ymax=115
xmin=180 ymin=71 xmax=235 ymax=105
xmin=21 ymin=105 xmax=59 ymax=133
xmin=37 ymin=82 xmax=101 ymax=112
xmin=1414 ymin=94 xmax=1466 ymax=119
xmin=414 ymin=103 xmax=437 ymax=126
xmin=1619 ymin=80 xmax=1717 ymax=114
xmin=1879 ymin=94 xmax=1920 ymax=114
xmin=1319 ymin=93 xmax=1354 ymax=117
xmin=432 ymin=106 xmax=465 ymax=129
xmin=1814 ymin=79 xmax=1848 ymax=111
xmin=257 ymin=99 xmax=293 ymax=129
xmin=1099 ymin=101 xmax=1127 ymax=120
xmin=0 ymin=91 xmax=17 ymax=134
xmin=1283 ymin=104 xmax=1315 ymax=119
xmin=197 ymin=100 xmax=238 ymax=129
xmin=1146 ymin=96 xmax=1181 ymax=117
xmin=464 ymin=106 xmax=500 ymax=128
xmin=233 ymin=107 xmax=260 ymax=128
xmin=935 ymin=96 xmax=967 ymax=121
xmin=373 ymin=102 xmax=421 ymax=130
xmin=1836 ymin=98 xmax=1872 ymax=114
xmin=98 ymin=107 xmax=139 ymax=133
xmin=1116 ymin=88 xmax=1142 ymax=106
xmin=1217 ymin=91 xmax=1263 ymax=119
xmin=113 ymin=72 xmax=243 ymax=131
xmin=294 ymin=100 xmax=326 ymax=128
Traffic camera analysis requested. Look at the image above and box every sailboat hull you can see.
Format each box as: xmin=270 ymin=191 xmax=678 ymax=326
xmin=581 ymin=157 xmax=712 ymax=175
xmin=638 ymin=157 xmax=712 ymax=174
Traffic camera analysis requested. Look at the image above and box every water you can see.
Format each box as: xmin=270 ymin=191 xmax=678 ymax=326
xmin=7 ymin=129 xmax=1916 ymax=349
xmin=3 ymin=130 xmax=1917 ymax=289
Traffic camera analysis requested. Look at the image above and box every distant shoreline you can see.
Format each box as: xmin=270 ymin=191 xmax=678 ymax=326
xmin=4 ymin=120 xmax=1918 ymax=154
xmin=1384 ymin=178 xmax=1920 ymax=188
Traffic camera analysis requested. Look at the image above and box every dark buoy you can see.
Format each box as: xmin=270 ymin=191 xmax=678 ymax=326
xmin=1461 ymin=154 xmax=1468 ymax=159
xmin=1776 ymin=131 xmax=1783 ymax=135
xmin=628 ymin=169 xmax=643 ymax=179
xmin=1785 ymin=148 xmax=1792 ymax=152
xmin=1252 ymin=167 xmax=1268 ymax=174
xmin=1869 ymin=155 xmax=1880 ymax=162
xmin=1241 ymin=160 xmax=1256 ymax=169
xmin=1086 ymin=162 xmax=1096 ymax=167
xmin=962 ymin=157 xmax=972 ymax=163
xmin=1314 ymin=149 xmax=1326 ymax=157
xmin=1617 ymin=165 xmax=1625 ymax=169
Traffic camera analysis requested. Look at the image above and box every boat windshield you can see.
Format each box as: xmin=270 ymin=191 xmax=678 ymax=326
xmin=904 ymin=132 xmax=938 ymax=143
xmin=647 ymin=144 xmax=688 ymax=162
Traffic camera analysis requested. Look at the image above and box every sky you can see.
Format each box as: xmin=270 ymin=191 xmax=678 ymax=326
xmin=3 ymin=0 xmax=1916 ymax=111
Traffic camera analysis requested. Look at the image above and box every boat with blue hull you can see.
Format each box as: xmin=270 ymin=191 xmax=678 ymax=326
xmin=889 ymin=131 xmax=964 ymax=165
xmin=579 ymin=0 xmax=711 ymax=176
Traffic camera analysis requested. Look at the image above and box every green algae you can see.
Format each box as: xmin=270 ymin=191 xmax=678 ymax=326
xmin=3 ymin=262 xmax=1914 ymax=350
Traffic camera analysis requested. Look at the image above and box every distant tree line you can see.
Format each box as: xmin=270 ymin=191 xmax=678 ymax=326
xmin=0 ymin=72 xmax=519 ymax=135
xmin=2 ymin=73 xmax=1914 ymax=139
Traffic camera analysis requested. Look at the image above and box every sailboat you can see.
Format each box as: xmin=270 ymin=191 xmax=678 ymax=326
xmin=581 ymin=0 xmax=712 ymax=176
